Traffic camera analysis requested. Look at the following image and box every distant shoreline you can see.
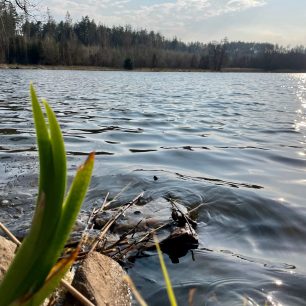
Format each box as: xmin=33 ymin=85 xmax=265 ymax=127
xmin=0 ymin=64 xmax=305 ymax=73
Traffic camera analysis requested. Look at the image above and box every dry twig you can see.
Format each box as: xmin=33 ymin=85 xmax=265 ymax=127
xmin=89 ymin=192 xmax=144 ymax=253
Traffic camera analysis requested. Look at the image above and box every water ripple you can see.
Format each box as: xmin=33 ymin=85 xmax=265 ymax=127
xmin=0 ymin=70 xmax=306 ymax=304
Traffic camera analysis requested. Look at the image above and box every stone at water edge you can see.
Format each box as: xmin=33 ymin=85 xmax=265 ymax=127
xmin=0 ymin=235 xmax=16 ymax=281
xmin=68 ymin=252 xmax=131 ymax=306
xmin=93 ymin=197 xmax=198 ymax=261
xmin=94 ymin=197 xmax=190 ymax=234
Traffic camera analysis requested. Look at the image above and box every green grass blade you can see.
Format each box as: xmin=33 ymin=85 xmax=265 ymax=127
xmin=25 ymin=100 xmax=70 ymax=289
xmin=43 ymin=100 xmax=66 ymax=208
xmin=0 ymin=86 xmax=94 ymax=305
xmin=16 ymin=88 xmax=67 ymax=292
xmin=30 ymin=84 xmax=51 ymax=192
xmin=21 ymin=98 xmax=68 ymax=292
xmin=154 ymin=236 xmax=178 ymax=306
xmin=0 ymin=85 xmax=57 ymax=304
xmin=55 ymin=153 xmax=95 ymax=249
xmin=29 ymin=84 xmax=53 ymax=239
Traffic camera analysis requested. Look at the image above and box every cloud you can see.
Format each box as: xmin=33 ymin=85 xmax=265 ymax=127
xmin=102 ymin=0 xmax=267 ymax=39
xmin=37 ymin=0 xmax=268 ymax=41
xmin=33 ymin=0 xmax=306 ymax=45
xmin=227 ymin=0 xmax=266 ymax=8
xmin=42 ymin=0 xmax=265 ymax=23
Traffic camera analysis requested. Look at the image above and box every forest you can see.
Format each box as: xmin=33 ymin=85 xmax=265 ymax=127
xmin=1 ymin=1 xmax=306 ymax=71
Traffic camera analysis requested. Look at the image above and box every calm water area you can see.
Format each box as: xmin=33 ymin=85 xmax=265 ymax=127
xmin=1 ymin=70 xmax=306 ymax=305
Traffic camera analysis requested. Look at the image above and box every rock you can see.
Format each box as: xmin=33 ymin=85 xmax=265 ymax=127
xmin=0 ymin=235 xmax=16 ymax=281
xmin=69 ymin=252 xmax=131 ymax=306
xmin=95 ymin=197 xmax=189 ymax=233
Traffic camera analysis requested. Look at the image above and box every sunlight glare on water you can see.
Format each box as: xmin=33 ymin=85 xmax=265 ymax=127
xmin=294 ymin=73 xmax=306 ymax=133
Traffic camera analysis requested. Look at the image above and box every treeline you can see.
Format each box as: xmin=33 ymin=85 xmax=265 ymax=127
xmin=1 ymin=1 xmax=306 ymax=71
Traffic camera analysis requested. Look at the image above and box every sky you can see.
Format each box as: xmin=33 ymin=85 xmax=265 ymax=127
xmin=35 ymin=0 xmax=306 ymax=46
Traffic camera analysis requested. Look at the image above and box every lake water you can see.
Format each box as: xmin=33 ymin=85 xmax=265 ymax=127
xmin=1 ymin=70 xmax=306 ymax=305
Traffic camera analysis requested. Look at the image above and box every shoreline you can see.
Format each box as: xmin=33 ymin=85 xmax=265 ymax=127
xmin=0 ymin=64 xmax=305 ymax=73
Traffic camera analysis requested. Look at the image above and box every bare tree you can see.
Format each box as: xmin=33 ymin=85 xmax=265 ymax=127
xmin=4 ymin=0 xmax=30 ymax=13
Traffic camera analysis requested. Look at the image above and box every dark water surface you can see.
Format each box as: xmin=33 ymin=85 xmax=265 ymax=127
xmin=1 ymin=70 xmax=306 ymax=305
